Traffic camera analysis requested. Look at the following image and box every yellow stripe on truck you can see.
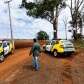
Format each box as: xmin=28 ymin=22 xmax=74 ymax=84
xmin=0 ymin=46 xmax=3 ymax=53
xmin=51 ymin=43 xmax=64 ymax=53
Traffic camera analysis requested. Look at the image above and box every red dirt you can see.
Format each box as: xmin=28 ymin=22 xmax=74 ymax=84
xmin=0 ymin=48 xmax=84 ymax=84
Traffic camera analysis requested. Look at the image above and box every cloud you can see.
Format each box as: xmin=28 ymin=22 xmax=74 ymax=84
xmin=1 ymin=0 xmax=83 ymax=40
xmin=0 ymin=0 xmax=53 ymax=39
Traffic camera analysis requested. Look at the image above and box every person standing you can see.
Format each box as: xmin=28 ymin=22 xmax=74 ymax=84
xmin=29 ymin=38 xmax=41 ymax=71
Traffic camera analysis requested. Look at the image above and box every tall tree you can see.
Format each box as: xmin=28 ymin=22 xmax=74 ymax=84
xmin=62 ymin=16 xmax=69 ymax=40
xmin=21 ymin=0 xmax=66 ymax=39
xmin=68 ymin=0 xmax=84 ymax=40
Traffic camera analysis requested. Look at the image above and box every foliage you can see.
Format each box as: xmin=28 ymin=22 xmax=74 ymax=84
xmin=21 ymin=0 xmax=66 ymax=39
xmin=73 ymin=39 xmax=84 ymax=48
xmin=37 ymin=31 xmax=49 ymax=40
xmin=70 ymin=11 xmax=82 ymax=27
xmin=21 ymin=0 xmax=66 ymax=21
xmin=68 ymin=0 xmax=84 ymax=40
xmin=73 ymin=33 xmax=83 ymax=40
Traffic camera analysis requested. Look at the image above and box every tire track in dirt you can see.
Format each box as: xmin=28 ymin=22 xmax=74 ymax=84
xmin=10 ymin=52 xmax=65 ymax=84
xmin=0 ymin=48 xmax=84 ymax=84
xmin=40 ymin=53 xmax=64 ymax=84
xmin=0 ymin=48 xmax=30 ymax=81
xmin=5 ymin=69 xmax=20 ymax=82
xmin=61 ymin=59 xmax=73 ymax=84
xmin=71 ymin=53 xmax=84 ymax=84
xmin=54 ymin=65 xmax=63 ymax=84
xmin=71 ymin=65 xmax=84 ymax=84
xmin=61 ymin=52 xmax=84 ymax=84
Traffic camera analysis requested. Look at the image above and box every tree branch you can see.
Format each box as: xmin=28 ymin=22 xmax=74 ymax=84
xmin=77 ymin=0 xmax=84 ymax=10
xmin=71 ymin=0 xmax=73 ymax=18
xmin=80 ymin=4 xmax=84 ymax=13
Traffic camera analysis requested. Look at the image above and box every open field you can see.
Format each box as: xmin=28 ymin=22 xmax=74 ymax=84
xmin=0 ymin=40 xmax=84 ymax=84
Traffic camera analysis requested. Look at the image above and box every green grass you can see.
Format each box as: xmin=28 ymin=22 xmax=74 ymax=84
xmin=73 ymin=39 xmax=84 ymax=48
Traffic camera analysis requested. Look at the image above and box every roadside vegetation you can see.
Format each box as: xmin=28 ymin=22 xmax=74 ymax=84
xmin=37 ymin=31 xmax=49 ymax=40
xmin=21 ymin=0 xmax=84 ymax=41
xmin=73 ymin=39 xmax=84 ymax=48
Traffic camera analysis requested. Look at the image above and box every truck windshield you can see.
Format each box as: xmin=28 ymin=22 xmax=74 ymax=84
xmin=62 ymin=40 xmax=72 ymax=44
xmin=3 ymin=43 xmax=7 ymax=47
xmin=51 ymin=41 xmax=55 ymax=45
xmin=46 ymin=42 xmax=51 ymax=45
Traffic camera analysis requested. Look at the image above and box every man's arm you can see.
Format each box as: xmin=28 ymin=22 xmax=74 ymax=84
xmin=29 ymin=48 xmax=32 ymax=56
xmin=29 ymin=44 xmax=35 ymax=56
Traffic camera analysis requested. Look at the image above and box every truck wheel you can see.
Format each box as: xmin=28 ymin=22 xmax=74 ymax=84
xmin=53 ymin=50 xmax=58 ymax=57
xmin=0 ymin=55 xmax=4 ymax=62
xmin=10 ymin=48 xmax=14 ymax=54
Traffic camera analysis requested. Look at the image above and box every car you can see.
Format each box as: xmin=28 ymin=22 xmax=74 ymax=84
xmin=0 ymin=40 xmax=13 ymax=62
xmin=44 ymin=40 xmax=75 ymax=56
xmin=0 ymin=41 xmax=4 ymax=62
xmin=43 ymin=40 xmax=55 ymax=52
xmin=2 ymin=40 xmax=13 ymax=55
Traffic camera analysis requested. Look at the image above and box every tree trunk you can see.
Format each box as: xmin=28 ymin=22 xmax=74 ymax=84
xmin=80 ymin=18 xmax=83 ymax=36
xmin=53 ymin=17 xmax=57 ymax=39
xmin=80 ymin=27 xmax=82 ymax=36
xmin=73 ymin=24 xmax=78 ymax=40
xmin=53 ymin=7 xmax=58 ymax=40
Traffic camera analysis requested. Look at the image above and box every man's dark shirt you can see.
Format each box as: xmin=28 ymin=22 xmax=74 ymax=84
xmin=31 ymin=42 xmax=41 ymax=57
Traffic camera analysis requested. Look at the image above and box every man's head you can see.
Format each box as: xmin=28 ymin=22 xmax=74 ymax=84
xmin=33 ymin=38 xmax=37 ymax=42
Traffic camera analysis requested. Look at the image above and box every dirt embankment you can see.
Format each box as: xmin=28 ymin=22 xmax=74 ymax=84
xmin=14 ymin=39 xmax=33 ymax=49
xmin=14 ymin=39 xmax=46 ymax=49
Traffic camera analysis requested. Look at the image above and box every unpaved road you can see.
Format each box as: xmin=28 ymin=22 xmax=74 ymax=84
xmin=0 ymin=48 xmax=84 ymax=84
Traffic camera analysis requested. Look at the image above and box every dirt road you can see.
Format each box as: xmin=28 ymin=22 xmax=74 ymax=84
xmin=0 ymin=48 xmax=84 ymax=84
xmin=0 ymin=48 xmax=29 ymax=82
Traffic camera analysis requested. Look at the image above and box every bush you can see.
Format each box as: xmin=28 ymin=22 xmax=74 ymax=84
xmin=37 ymin=31 xmax=49 ymax=40
xmin=73 ymin=33 xmax=82 ymax=40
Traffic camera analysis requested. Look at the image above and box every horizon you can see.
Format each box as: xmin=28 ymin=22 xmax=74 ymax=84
xmin=0 ymin=0 xmax=84 ymax=39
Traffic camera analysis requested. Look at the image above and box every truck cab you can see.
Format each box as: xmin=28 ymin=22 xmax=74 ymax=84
xmin=0 ymin=40 xmax=13 ymax=62
xmin=2 ymin=40 xmax=13 ymax=56
xmin=0 ymin=41 xmax=4 ymax=62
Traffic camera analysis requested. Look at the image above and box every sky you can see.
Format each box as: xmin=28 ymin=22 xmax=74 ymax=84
xmin=0 ymin=0 xmax=83 ymax=39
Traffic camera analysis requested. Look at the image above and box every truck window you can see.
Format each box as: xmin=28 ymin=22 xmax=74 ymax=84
xmin=51 ymin=41 xmax=55 ymax=45
xmin=7 ymin=42 xmax=10 ymax=45
xmin=55 ymin=41 xmax=59 ymax=44
xmin=3 ymin=43 xmax=7 ymax=47
xmin=46 ymin=41 xmax=51 ymax=45
xmin=0 ymin=43 xmax=2 ymax=47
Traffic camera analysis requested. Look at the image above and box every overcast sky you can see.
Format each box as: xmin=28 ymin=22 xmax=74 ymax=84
xmin=0 ymin=0 xmax=83 ymax=39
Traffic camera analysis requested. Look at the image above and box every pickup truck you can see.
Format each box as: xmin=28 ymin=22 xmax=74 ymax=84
xmin=43 ymin=40 xmax=75 ymax=56
xmin=0 ymin=40 xmax=13 ymax=62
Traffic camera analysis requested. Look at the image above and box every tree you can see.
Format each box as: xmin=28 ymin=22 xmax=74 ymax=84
xmin=37 ymin=31 xmax=49 ymax=40
xmin=67 ymin=0 xmax=84 ymax=40
xmin=62 ymin=16 xmax=69 ymax=40
xmin=21 ymin=0 xmax=66 ymax=39
xmin=69 ymin=11 xmax=83 ymax=40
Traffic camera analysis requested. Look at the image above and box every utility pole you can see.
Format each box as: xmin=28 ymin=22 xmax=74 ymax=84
xmin=5 ymin=0 xmax=15 ymax=52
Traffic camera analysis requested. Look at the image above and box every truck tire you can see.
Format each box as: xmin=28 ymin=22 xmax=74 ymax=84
xmin=53 ymin=50 xmax=58 ymax=57
xmin=0 ymin=55 xmax=4 ymax=62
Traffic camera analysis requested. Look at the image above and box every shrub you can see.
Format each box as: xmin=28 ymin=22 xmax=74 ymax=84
xmin=37 ymin=31 xmax=49 ymax=40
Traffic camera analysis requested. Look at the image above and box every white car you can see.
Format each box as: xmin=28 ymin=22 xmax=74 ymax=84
xmin=44 ymin=40 xmax=55 ymax=52
xmin=3 ymin=41 xmax=10 ymax=56
xmin=44 ymin=40 xmax=75 ymax=56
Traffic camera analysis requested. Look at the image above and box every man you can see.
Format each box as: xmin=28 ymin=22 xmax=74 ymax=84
xmin=29 ymin=38 xmax=41 ymax=71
